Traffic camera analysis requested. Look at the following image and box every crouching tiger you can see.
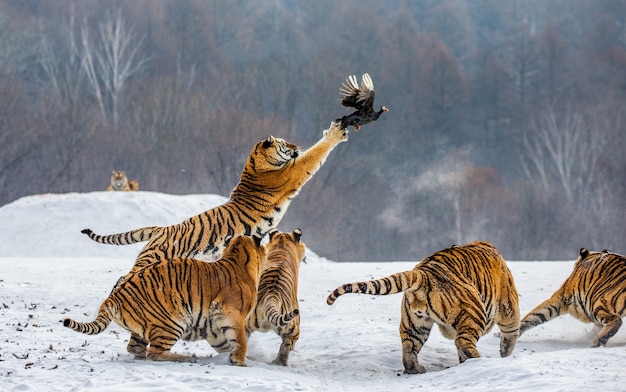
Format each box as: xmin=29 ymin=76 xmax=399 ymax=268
xmin=63 ymin=234 xmax=265 ymax=366
xmin=519 ymin=248 xmax=626 ymax=347
xmin=106 ymin=170 xmax=139 ymax=191
xmin=246 ymin=228 xmax=307 ymax=366
xmin=327 ymin=241 xmax=520 ymax=374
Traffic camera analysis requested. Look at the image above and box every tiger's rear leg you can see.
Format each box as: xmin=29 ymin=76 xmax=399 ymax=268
xmin=592 ymin=313 xmax=622 ymax=347
xmin=498 ymin=327 xmax=520 ymax=358
xmin=145 ymin=328 xmax=196 ymax=363
xmin=454 ymin=326 xmax=482 ymax=363
xmin=400 ymin=298 xmax=434 ymax=374
xmin=497 ymin=300 xmax=520 ymax=357
xmin=272 ymin=328 xmax=300 ymax=366
xmin=217 ymin=312 xmax=249 ymax=366
xmin=127 ymin=333 xmax=148 ymax=358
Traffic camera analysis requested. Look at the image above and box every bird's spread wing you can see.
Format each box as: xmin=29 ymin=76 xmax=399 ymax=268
xmin=357 ymin=73 xmax=375 ymax=108
xmin=339 ymin=74 xmax=361 ymax=108
xmin=339 ymin=74 xmax=360 ymax=98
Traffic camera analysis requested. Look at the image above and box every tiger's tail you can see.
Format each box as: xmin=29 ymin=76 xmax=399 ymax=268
xmin=62 ymin=299 xmax=115 ymax=335
xmin=81 ymin=227 xmax=159 ymax=245
xmin=265 ymin=295 xmax=299 ymax=328
xmin=519 ymin=294 xmax=565 ymax=336
xmin=327 ymin=270 xmax=421 ymax=305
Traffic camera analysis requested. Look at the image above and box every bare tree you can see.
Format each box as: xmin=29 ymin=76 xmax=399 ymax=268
xmin=503 ymin=21 xmax=540 ymax=116
xmin=38 ymin=5 xmax=83 ymax=104
xmin=81 ymin=8 xmax=148 ymax=127
xmin=520 ymin=106 xmax=604 ymax=203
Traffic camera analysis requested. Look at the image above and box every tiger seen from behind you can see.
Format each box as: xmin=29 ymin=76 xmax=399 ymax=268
xmin=63 ymin=234 xmax=266 ymax=366
xmin=246 ymin=228 xmax=307 ymax=366
xmin=519 ymin=248 xmax=626 ymax=347
xmin=82 ymin=122 xmax=347 ymax=273
xmin=327 ymin=241 xmax=520 ymax=374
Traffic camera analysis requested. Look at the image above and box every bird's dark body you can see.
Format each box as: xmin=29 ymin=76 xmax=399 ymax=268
xmin=337 ymin=108 xmax=385 ymax=130
xmin=336 ymin=73 xmax=388 ymax=131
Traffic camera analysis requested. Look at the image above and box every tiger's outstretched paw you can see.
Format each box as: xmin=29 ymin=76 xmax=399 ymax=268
xmin=324 ymin=121 xmax=348 ymax=142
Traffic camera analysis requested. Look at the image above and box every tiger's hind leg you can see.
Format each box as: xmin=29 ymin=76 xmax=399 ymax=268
xmin=146 ymin=328 xmax=196 ymax=363
xmin=453 ymin=304 xmax=487 ymax=363
xmin=127 ymin=333 xmax=148 ymax=358
xmin=497 ymin=297 xmax=521 ymax=357
xmin=400 ymin=296 xmax=433 ymax=374
xmin=454 ymin=324 xmax=483 ymax=363
xmin=449 ymin=289 xmax=487 ymax=363
xmin=591 ymin=312 xmax=622 ymax=347
xmin=215 ymin=311 xmax=249 ymax=366
xmin=272 ymin=323 xmax=300 ymax=366
xmin=498 ymin=325 xmax=520 ymax=357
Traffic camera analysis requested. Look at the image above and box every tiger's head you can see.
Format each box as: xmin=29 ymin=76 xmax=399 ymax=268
xmin=247 ymin=136 xmax=300 ymax=173
xmin=575 ymin=247 xmax=612 ymax=266
xmin=222 ymin=234 xmax=267 ymax=278
xmin=111 ymin=170 xmax=129 ymax=188
xmin=266 ymin=228 xmax=306 ymax=266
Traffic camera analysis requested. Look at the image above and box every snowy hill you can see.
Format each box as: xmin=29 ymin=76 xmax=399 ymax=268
xmin=0 ymin=191 xmax=228 ymax=258
xmin=0 ymin=192 xmax=624 ymax=391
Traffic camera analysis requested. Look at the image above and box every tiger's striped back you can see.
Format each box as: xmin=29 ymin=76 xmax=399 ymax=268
xmin=246 ymin=228 xmax=306 ymax=366
xmin=62 ymin=234 xmax=266 ymax=366
xmin=327 ymin=241 xmax=520 ymax=374
xmin=519 ymin=248 xmax=626 ymax=347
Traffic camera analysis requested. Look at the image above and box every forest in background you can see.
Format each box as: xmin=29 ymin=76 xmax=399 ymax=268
xmin=0 ymin=0 xmax=624 ymax=261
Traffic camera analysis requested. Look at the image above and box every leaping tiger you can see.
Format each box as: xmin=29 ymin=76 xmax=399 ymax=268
xmin=82 ymin=121 xmax=347 ymax=274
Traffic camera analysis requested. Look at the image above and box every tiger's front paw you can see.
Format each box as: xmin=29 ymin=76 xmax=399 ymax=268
xmin=323 ymin=121 xmax=348 ymax=143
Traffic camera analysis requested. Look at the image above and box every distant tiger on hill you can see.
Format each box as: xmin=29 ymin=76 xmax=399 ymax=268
xmin=83 ymin=121 xmax=347 ymax=274
xmin=63 ymin=234 xmax=266 ymax=366
xmin=246 ymin=228 xmax=306 ymax=366
xmin=105 ymin=170 xmax=139 ymax=191
xmin=519 ymin=248 xmax=626 ymax=347
xmin=327 ymin=241 xmax=520 ymax=374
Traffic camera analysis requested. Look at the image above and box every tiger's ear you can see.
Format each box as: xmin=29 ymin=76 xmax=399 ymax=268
xmin=252 ymin=234 xmax=263 ymax=247
xmin=268 ymin=229 xmax=279 ymax=241
xmin=293 ymin=228 xmax=302 ymax=242
xmin=263 ymin=136 xmax=275 ymax=148
xmin=579 ymin=248 xmax=589 ymax=259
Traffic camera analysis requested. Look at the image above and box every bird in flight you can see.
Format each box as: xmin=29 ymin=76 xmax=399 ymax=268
xmin=336 ymin=73 xmax=388 ymax=131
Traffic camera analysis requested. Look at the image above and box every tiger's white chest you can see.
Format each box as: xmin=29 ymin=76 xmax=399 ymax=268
xmin=262 ymin=198 xmax=292 ymax=231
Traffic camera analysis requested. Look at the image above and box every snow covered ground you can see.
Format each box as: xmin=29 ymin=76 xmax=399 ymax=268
xmin=1 ymin=192 xmax=624 ymax=391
